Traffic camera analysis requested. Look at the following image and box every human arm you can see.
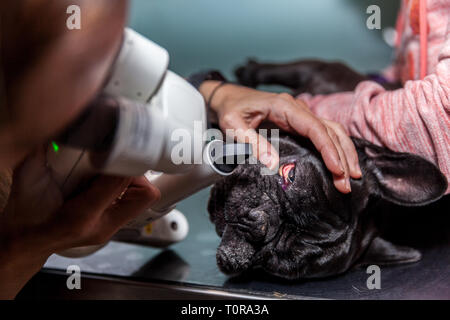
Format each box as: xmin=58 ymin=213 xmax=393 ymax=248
xmin=300 ymin=33 xmax=450 ymax=193
xmin=0 ymin=0 xmax=162 ymax=299
xmin=196 ymin=78 xmax=362 ymax=193
xmin=0 ymin=148 xmax=160 ymax=299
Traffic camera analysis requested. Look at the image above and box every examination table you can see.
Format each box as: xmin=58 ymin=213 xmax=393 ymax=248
xmin=17 ymin=190 xmax=450 ymax=299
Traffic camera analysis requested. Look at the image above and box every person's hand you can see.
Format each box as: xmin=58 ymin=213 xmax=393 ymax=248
xmin=0 ymin=147 xmax=160 ymax=299
xmin=199 ymin=81 xmax=362 ymax=193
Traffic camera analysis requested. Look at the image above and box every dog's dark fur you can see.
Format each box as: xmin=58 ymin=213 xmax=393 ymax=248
xmin=208 ymin=135 xmax=447 ymax=279
xmin=206 ymin=59 xmax=446 ymax=279
xmin=235 ymin=59 xmax=401 ymax=95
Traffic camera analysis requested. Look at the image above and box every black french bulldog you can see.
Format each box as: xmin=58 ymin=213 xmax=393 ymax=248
xmin=206 ymin=59 xmax=447 ymax=280
xmin=208 ymin=135 xmax=447 ymax=279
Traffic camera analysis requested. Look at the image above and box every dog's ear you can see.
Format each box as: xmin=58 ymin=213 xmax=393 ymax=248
xmin=216 ymin=225 xmax=255 ymax=276
xmin=356 ymin=237 xmax=421 ymax=266
xmin=359 ymin=141 xmax=447 ymax=206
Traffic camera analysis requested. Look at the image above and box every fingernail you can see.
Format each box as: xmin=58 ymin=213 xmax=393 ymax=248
xmin=356 ymin=166 xmax=363 ymax=177
xmin=356 ymin=164 xmax=362 ymax=177
xmin=346 ymin=179 xmax=352 ymax=192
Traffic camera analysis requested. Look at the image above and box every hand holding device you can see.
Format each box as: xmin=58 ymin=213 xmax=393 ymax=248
xmin=47 ymin=29 xmax=252 ymax=256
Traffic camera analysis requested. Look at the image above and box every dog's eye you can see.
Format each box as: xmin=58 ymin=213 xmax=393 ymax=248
xmin=287 ymin=166 xmax=295 ymax=183
xmin=278 ymin=162 xmax=296 ymax=184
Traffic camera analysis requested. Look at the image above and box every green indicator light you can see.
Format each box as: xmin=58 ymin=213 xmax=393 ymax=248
xmin=51 ymin=141 xmax=59 ymax=153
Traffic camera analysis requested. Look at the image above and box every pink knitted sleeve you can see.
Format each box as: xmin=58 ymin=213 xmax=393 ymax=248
xmin=298 ymin=35 xmax=450 ymax=193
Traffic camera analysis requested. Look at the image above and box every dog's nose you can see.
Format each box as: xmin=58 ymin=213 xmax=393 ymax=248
xmin=216 ymin=245 xmax=251 ymax=275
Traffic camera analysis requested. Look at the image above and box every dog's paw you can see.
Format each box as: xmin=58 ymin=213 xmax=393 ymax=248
xmin=234 ymin=59 xmax=261 ymax=87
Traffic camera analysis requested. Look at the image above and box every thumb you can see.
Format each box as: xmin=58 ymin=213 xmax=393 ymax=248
xmin=102 ymin=176 xmax=161 ymax=228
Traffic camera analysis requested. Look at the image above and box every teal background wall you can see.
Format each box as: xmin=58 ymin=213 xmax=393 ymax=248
xmin=128 ymin=0 xmax=400 ymax=79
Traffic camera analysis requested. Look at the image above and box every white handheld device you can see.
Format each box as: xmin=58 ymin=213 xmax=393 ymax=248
xmin=47 ymin=29 xmax=251 ymax=257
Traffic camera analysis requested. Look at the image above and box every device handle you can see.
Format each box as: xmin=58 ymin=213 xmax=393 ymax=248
xmin=124 ymin=140 xmax=251 ymax=228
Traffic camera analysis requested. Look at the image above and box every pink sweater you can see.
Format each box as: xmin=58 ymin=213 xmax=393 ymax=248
xmin=298 ymin=0 xmax=450 ymax=193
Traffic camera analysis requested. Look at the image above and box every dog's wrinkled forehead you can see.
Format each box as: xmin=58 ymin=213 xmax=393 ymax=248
xmin=217 ymin=137 xmax=332 ymax=220
xmin=219 ymin=163 xmax=282 ymax=212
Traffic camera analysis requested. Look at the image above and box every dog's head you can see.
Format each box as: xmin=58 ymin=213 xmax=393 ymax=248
xmin=208 ymin=136 xmax=447 ymax=279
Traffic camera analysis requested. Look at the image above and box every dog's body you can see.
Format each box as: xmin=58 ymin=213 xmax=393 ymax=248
xmin=235 ymin=59 xmax=401 ymax=95
xmin=208 ymin=135 xmax=447 ymax=279
xmin=206 ymin=59 xmax=446 ymax=279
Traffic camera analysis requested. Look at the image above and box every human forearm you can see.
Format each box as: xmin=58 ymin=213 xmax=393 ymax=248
xmin=0 ymin=152 xmax=160 ymax=299
xmin=198 ymin=80 xmax=275 ymax=124
xmin=0 ymin=232 xmax=52 ymax=299
xmin=304 ymin=69 xmax=450 ymax=193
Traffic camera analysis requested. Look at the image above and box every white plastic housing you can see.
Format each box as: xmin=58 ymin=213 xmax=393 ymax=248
xmin=94 ymin=71 xmax=206 ymax=177
xmin=104 ymin=28 xmax=169 ymax=102
xmin=50 ymin=28 xmax=231 ymax=257
xmin=112 ymin=209 xmax=189 ymax=247
xmin=124 ymin=140 xmax=230 ymax=228
xmin=139 ymin=209 xmax=189 ymax=247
